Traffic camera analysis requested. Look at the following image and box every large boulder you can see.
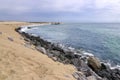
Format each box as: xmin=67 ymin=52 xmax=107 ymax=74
xmin=87 ymin=56 xmax=102 ymax=71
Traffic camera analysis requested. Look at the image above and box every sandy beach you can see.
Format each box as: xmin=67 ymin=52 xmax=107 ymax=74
xmin=0 ymin=21 xmax=76 ymax=80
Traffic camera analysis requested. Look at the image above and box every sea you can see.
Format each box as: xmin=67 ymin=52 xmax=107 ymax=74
xmin=25 ymin=23 xmax=120 ymax=66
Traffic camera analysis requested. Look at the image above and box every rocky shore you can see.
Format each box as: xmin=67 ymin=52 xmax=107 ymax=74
xmin=15 ymin=26 xmax=120 ymax=80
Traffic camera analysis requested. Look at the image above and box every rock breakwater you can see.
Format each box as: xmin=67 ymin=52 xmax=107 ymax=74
xmin=15 ymin=26 xmax=120 ymax=80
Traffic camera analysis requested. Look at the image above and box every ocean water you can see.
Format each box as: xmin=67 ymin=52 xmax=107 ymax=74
xmin=25 ymin=23 xmax=120 ymax=65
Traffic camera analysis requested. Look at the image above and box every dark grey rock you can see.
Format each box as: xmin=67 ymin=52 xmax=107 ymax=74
xmin=51 ymin=43 xmax=64 ymax=53
xmin=51 ymin=22 xmax=61 ymax=25
xmin=15 ymin=27 xmax=21 ymax=32
xmin=72 ymin=72 xmax=80 ymax=79
xmin=36 ymin=46 xmax=46 ymax=54
xmin=97 ymin=68 xmax=120 ymax=80
xmin=51 ymin=57 xmax=57 ymax=61
xmin=87 ymin=76 xmax=97 ymax=80
xmin=47 ymin=53 xmax=54 ymax=58
xmin=64 ymin=50 xmax=76 ymax=59
xmin=27 ymin=27 xmax=32 ymax=29
xmin=50 ymin=50 xmax=61 ymax=57
xmin=72 ymin=72 xmax=88 ymax=80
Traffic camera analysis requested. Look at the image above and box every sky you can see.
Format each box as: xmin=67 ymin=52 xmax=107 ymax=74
xmin=1 ymin=0 xmax=120 ymax=22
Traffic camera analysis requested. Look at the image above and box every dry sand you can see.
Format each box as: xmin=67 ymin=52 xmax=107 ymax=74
xmin=0 ymin=21 xmax=76 ymax=80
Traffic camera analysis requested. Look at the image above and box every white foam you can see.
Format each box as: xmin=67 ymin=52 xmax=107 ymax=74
xmin=58 ymin=43 xmax=65 ymax=49
xmin=19 ymin=26 xmax=28 ymax=32
xmin=105 ymin=62 xmax=120 ymax=70
xmin=83 ymin=52 xmax=94 ymax=57
xmin=30 ymin=33 xmax=38 ymax=37
xmin=68 ymin=46 xmax=75 ymax=51
xmin=25 ymin=23 xmax=51 ymax=27
xmin=19 ymin=23 xmax=51 ymax=33
xmin=111 ymin=65 xmax=120 ymax=70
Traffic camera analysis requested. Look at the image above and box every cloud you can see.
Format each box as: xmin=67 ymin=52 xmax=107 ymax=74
xmin=42 ymin=0 xmax=86 ymax=12
xmin=0 ymin=0 xmax=120 ymax=22
xmin=94 ymin=0 xmax=120 ymax=9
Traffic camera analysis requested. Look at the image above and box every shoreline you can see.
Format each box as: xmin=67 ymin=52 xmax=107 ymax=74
xmin=0 ymin=22 xmax=76 ymax=80
xmin=16 ymin=24 xmax=120 ymax=80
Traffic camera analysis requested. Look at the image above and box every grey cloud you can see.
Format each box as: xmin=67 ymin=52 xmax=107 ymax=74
xmin=0 ymin=0 xmax=120 ymax=22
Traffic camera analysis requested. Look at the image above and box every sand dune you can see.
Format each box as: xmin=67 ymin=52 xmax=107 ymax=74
xmin=0 ymin=22 xmax=76 ymax=80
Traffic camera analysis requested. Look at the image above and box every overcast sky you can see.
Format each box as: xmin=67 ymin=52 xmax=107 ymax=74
xmin=1 ymin=0 xmax=120 ymax=22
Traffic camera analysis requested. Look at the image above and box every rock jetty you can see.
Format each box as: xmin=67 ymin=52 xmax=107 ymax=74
xmin=15 ymin=26 xmax=120 ymax=80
